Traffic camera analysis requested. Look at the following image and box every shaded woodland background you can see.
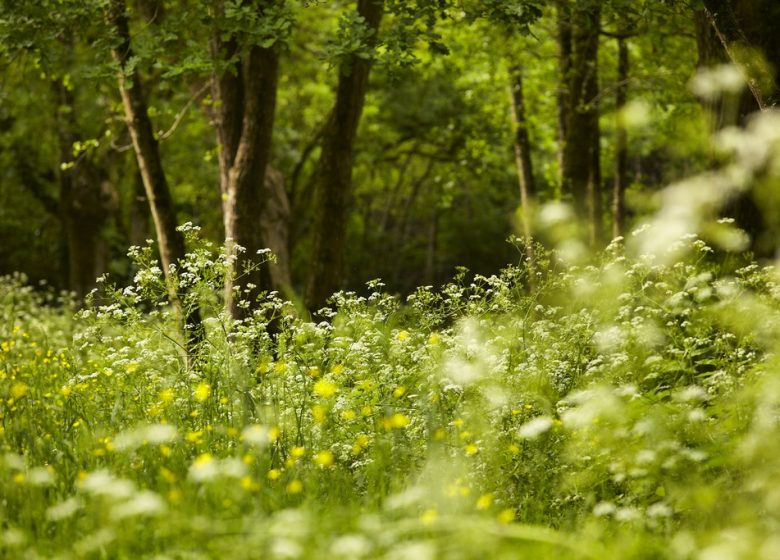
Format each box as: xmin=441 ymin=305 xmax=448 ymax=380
xmin=1 ymin=0 xmax=779 ymax=312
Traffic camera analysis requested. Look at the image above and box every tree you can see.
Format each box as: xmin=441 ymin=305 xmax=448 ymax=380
xmin=560 ymin=0 xmax=602 ymax=245
xmin=107 ymin=0 xmax=203 ymax=354
xmin=209 ymin=0 xmax=288 ymax=319
xmin=694 ymin=0 xmax=780 ymax=254
xmin=305 ymin=0 xmax=385 ymax=311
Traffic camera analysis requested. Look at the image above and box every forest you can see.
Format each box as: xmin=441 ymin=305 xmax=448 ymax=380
xmin=1 ymin=0 xmax=780 ymax=558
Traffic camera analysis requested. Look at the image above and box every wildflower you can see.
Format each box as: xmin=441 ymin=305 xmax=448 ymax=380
xmin=10 ymin=382 xmax=28 ymax=399
xmin=330 ymin=364 xmax=344 ymax=375
xmin=393 ymin=386 xmax=407 ymax=398
xmin=267 ymin=469 xmax=282 ymax=481
xmin=420 ymin=509 xmax=438 ymax=525
xmin=314 ymin=450 xmax=334 ymax=468
xmin=286 ymin=479 xmax=303 ymax=494
xmin=240 ymin=475 xmax=259 ymax=492
xmin=383 ymin=413 xmax=410 ymax=430
xmin=497 ymin=508 xmax=515 ymax=524
xmin=193 ymin=383 xmax=211 ymax=402
xmin=396 ymin=330 xmax=410 ymax=342
xmin=313 ymin=379 xmax=337 ymax=398
xmin=476 ymin=493 xmax=494 ymax=510
xmin=291 ymin=446 xmax=306 ymax=459
xmin=464 ymin=443 xmax=479 ymax=456
xmin=428 ymin=333 xmax=440 ymax=345
xmin=312 ymin=405 xmax=326 ymax=424
xmin=185 ymin=430 xmax=203 ymax=444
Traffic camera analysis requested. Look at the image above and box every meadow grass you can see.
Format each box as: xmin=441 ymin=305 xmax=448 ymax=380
xmin=1 ymin=229 xmax=779 ymax=559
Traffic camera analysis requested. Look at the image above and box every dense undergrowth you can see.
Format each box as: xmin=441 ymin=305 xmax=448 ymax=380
xmin=2 ymin=227 xmax=780 ymax=559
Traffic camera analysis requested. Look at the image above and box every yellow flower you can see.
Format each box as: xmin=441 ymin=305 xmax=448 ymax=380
xmin=125 ymin=362 xmax=139 ymax=373
xmin=341 ymin=409 xmax=356 ymax=421
xmin=433 ymin=428 xmax=446 ymax=441
xmin=497 ymin=508 xmax=515 ymax=524
xmin=314 ymin=450 xmax=334 ymax=468
xmin=240 ymin=475 xmax=259 ymax=492
xmin=312 ymin=405 xmax=326 ymax=424
xmin=420 ymin=509 xmax=438 ymax=525
xmin=313 ymin=379 xmax=337 ymax=398
xmin=396 ymin=330 xmax=410 ymax=342
xmin=383 ymin=413 xmax=410 ymax=430
xmin=267 ymin=469 xmax=282 ymax=481
xmin=274 ymin=362 xmax=287 ymax=374
xmin=361 ymin=405 xmax=373 ymax=417
xmin=352 ymin=434 xmax=370 ymax=455
xmin=185 ymin=430 xmax=203 ymax=444
xmin=193 ymin=383 xmax=211 ymax=402
xmin=291 ymin=446 xmax=306 ymax=459
xmin=428 ymin=333 xmax=440 ymax=345
xmin=307 ymin=366 xmax=320 ymax=378
xmin=10 ymin=382 xmax=28 ymax=399
xmin=476 ymin=493 xmax=494 ymax=510
xmin=268 ymin=426 xmax=280 ymax=443
xmin=12 ymin=472 xmax=25 ymax=484
xmin=194 ymin=453 xmax=213 ymax=466
xmin=286 ymin=479 xmax=303 ymax=494
xmin=392 ymin=386 xmax=406 ymax=398
xmin=160 ymin=467 xmax=177 ymax=483
xmin=464 ymin=443 xmax=479 ymax=456
xmin=330 ymin=364 xmax=344 ymax=375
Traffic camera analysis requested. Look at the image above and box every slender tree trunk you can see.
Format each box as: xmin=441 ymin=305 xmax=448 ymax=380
xmin=107 ymin=0 xmax=202 ymax=355
xmin=556 ymin=0 xmax=572 ymax=188
xmin=587 ymin=39 xmax=603 ymax=246
xmin=507 ymin=66 xmax=537 ymax=288
xmin=560 ymin=0 xmax=601 ymax=244
xmin=130 ymin=172 xmax=151 ymax=247
xmin=612 ymin=36 xmax=629 ymax=239
xmin=424 ymin=210 xmax=438 ymax=286
xmin=52 ymin=79 xmax=110 ymax=302
xmin=305 ymin=0 xmax=384 ymax=311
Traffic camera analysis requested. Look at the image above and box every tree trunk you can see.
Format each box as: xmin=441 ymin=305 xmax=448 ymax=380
xmin=210 ymin=10 xmax=289 ymax=317
xmin=612 ymin=36 xmax=629 ymax=239
xmin=701 ymin=0 xmax=780 ymax=110
xmin=694 ymin=1 xmax=780 ymax=255
xmin=556 ymin=0 xmax=572 ymax=187
xmin=507 ymin=66 xmax=537 ymax=287
xmin=52 ymin=79 xmax=110 ymax=302
xmin=107 ymin=0 xmax=202 ymax=355
xmin=560 ymin=0 xmax=601 ymax=244
xmin=305 ymin=0 xmax=384 ymax=311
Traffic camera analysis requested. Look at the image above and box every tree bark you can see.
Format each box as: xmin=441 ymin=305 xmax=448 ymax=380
xmin=52 ymin=79 xmax=111 ymax=302
xmin=701 ymin=0 xmax=780 ymax=110
xmin=560 ymin=0 xmax=601 ymax=245
xmin=507 ymin=66 xmax=537 ymax=287
xmin=612 ymin=36 xmax=629 ymax=239
xmin=305 ymin=0 xmax=384 ymax=311
xmin=694 ymin=1 xmax=780 ymax=256
xmin=556 ymin=0 xmax=572 ymax=186
xmin=210 ymin=7 xmax=290 ymax=318
xmin=107 ymin=0 xmax=202 ymax=355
